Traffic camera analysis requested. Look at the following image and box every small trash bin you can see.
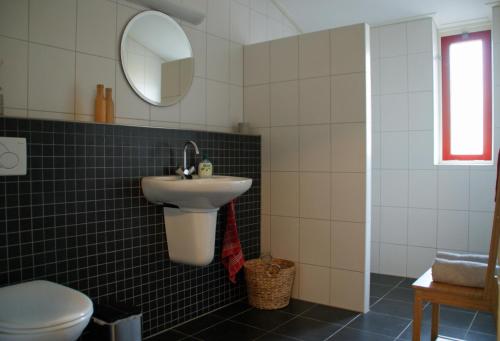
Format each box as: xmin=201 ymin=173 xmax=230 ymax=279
xmin=92 ymin=303 xmax=143 ymax=341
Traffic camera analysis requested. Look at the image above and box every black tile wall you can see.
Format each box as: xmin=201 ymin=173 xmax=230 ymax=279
xmin=0 ymin=117 xmax=261 ymax=337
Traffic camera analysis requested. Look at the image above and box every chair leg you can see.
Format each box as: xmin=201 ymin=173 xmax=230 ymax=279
xmin=413 ymin=292 xmax=423 ymax=341
xmin=431 ymin=303 xmax=439 ymax=340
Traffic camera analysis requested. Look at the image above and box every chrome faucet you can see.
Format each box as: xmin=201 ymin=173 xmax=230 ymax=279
xmin=176 ymin=140 xmax=200 ymax=179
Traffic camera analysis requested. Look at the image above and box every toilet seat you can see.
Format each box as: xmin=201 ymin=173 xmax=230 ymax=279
xmin=0 ymin=312 xmax=92 ymax=335
xmin=0 ymin=280 xmax=93 ymax=335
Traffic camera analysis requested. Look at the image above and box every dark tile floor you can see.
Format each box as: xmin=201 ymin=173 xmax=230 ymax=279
xmin=149 ymin=274 xmax=497 ymax=341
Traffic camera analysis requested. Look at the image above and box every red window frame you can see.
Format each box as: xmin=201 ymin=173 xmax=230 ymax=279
xmin=441 ymin=30 xmax=492 ymax=161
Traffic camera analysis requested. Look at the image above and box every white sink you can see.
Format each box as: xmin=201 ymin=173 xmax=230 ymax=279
xmin=141 ymin=175 xmax=253 ymax=266
xmin=141 ymin=175 xmax=252 ymax=210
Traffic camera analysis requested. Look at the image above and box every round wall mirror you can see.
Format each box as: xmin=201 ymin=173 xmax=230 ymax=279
xmin=120 ymin=10 xmax=194 ymax=106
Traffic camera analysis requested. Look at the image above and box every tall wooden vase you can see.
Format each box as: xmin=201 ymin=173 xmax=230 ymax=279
xmin=105 ymin=88 xmax=115 ymax=123
xmin=94 ymin=84 xmax=106 ymax=123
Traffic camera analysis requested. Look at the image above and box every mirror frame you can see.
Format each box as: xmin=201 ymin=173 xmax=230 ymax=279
xmin=120 ymin=10 xmax=194 ymax=107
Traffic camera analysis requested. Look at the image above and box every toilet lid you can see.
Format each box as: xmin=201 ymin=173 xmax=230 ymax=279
xmin=0 ymin=280 xmax=93 ymax=330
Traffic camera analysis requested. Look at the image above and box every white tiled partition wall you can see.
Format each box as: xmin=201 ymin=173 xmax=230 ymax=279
xmin=245 ymin=24 xmax=371 ymax=312
xmin=0 ymin=0 xmax=298 ymax=132
xmin=371 ymin=17 xmax=498 ymax=278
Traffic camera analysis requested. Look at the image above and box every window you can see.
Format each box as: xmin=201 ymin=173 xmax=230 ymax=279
xmin=441 ymin=30 xmax=492 ymax=161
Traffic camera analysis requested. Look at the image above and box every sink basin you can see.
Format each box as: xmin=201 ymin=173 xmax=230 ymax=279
xmin=142 ymin=175 xmax=253 ymax=266
xmin=142 ymin=175 xmax=252 ymax=210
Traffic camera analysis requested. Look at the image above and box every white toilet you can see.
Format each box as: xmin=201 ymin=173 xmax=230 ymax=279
xmin=0 ymin=280 xmax=93 ymax=341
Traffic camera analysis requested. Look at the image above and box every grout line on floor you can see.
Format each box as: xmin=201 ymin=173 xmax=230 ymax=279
xmin=323 ymin=312 xmax=364 ymax=341
xmin=464 ymin=311 xmax=478 ymax=337
xmin=393 ymin=321 xmax=413 ymax=340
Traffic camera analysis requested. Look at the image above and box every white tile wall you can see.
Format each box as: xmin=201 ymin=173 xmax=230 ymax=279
xmin=407 ymin=52 xmax=433 ymax=91
xmin=409 ymin=92 xmax=434 ymax=130
xmin=0 ymin=0 xmax=298 ymax=131
xmin=437 ymin=210 xmax=469 ymax=251
xmin=270 ymin=171 xmax=299 ymax=216
xmin=261 ymin=171 xmax=270 ymax=214
xmin=380 ymin=94 xmax=408 ymax=131
xmin=330 ymin=24 xmax=366 ymax=75
xmin=300 ymin=264 xmax=330 ymax=305
xmin=409 ymin=131 xmax=435 ymax=169
xmin=28 ymin=44 xmax=75 ymax=113
xmin=245 ymin=24 xmax=370 ymax=312
xmin=330 ymin=269 xmax=365 ymax=311
xmin=0 ymin=0 xmax=29 ymax=41
xmin=379 ymin=23 xmax=406 ymax=58
xmin=299 ymin=218 xmax=331 ymax=267
xmin=331 ymin=73 xmax=366 ymax=123
xmin=261 ymin=214 xmax=271 ymax=253
xmin=469 ymin=211 xmax=493 ymax=253
xmin=29 ymin=0 xmax=77 ymax=50
xmin=244 ymin=84 xmax=269 ymax=127
xmin=300 ymin=125 xmax=330 ymax=172
xmin=438 ymin=170 xmax=469 ymax=210
xmin=299 ymin=77 xmax=330 ymax=125
xmin=332 ymin=172 xmax=366 ymax=223
xmin=0 ymin=37 xmax=28 ymax=109
xmin=372 ymin=17 xmax=496 ymax=278
xmin=270 ymin=126 xmax=299 ymax=171
xmin=270 ymin=215 xmax=299 ymax=261
xmin=406 ymin=20 xmax=433 ymax=54
xmin=299 ymin=172 xmax=330 ymax=220
xmin=207 ymin=35 xmax=230 ymax=82
xmin=408 ymin=170 xmax=437 ymax=209
xmin=380 ymin=56 xmax=408 ymax=94
xmin=469 ymin=170 xmax=496 ymax=212
xmin=270 ymin=36 xmax=298 ymax=82
xmin=372 ymin=206 xmax=381 ymax=242
xmin=331 ymin=123 xmax=365 ymax=172
xmin=207 ymin=0 xmax=230 ymax=39
xmin=381 ymin=132 xmax=408 ymax=169
xmin=370 ymin=242 xmax=380 ymax=273
xmin=381 ymin=207 xmax=408 ymax=245
xmin=299 ymin=30 xmax=330 ymax=79
xmin=380 ymin=243 xmax=407 ymax=276
xmin=77 ymin=0 xmax=117 ymax=59
xmin=206 ymin=80 xmax=230 ymax=126
xmin=332 ymin=221 xmax=365 ymax=272
xmin=407 ymin=208 xmax=437 ymax=247
xmin=381 ymin=170 xmax=408 ymax=207
xmin=270 ymin=81 xmax=299 ymax=126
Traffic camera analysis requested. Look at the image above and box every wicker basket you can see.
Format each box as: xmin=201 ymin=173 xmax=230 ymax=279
xmin=244 ymin=258 xmax=295 ymax=310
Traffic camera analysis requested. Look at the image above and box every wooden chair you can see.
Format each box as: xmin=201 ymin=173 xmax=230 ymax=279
xmin=412 ymin=173 xmax=500 ymax=341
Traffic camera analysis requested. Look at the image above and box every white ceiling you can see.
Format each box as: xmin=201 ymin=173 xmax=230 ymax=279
xmin=275 ymin=0 xmax=493 ymax=33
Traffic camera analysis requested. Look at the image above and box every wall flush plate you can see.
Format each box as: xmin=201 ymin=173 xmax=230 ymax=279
xmin=0 ymin=137 xmax=27 ymax=175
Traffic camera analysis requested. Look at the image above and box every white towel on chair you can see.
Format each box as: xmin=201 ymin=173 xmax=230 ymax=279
xmin=436 ymin=251 xmax=489 ymax=264
xmin=432 ymin=258 xmax=486 ymax=288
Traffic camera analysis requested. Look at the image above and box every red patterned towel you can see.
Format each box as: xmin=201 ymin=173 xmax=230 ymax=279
xmin=221 ymin=200 xmax=245 ymax=283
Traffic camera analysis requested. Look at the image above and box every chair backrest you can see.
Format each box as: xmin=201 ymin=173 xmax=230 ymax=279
xmin=484 ymin=155 xmax=500 ymax=300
